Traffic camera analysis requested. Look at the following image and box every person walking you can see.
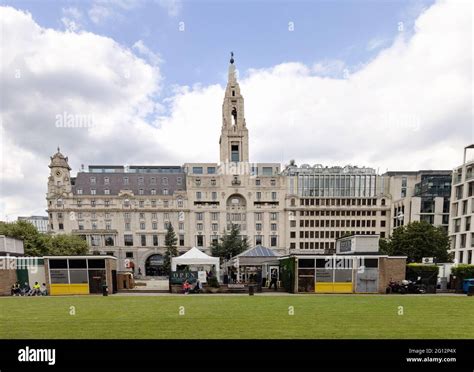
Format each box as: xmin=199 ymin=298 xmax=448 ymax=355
xmin=269 ymin=269 xmax=278 ymax=291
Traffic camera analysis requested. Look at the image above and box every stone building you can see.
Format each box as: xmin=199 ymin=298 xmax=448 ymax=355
xmin=45 ymin=55 xmax=453 ymax=274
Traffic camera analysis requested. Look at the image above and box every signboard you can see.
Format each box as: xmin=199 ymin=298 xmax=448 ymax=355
xmin=422 ymin=257 xmax=434 ymax=264
xmin=198 ymin=271 xmax=207 ymax=283
xmin=339 ymin=239 xmax=352 ymax=253
xmin=170 ymin=271 xmax=198 ymax=284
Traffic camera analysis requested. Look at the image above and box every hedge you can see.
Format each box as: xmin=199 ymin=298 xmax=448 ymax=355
xmin=451 ymin=264 xmax=474 ymax=281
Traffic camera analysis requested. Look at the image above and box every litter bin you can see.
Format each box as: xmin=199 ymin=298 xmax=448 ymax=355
xmin=102 ymin=284 xmax=108 ymax=296
xmin=462 ymin=279 xmax=474 ymax=294
xmin=248 ymin=285 xmax=255 ymax=296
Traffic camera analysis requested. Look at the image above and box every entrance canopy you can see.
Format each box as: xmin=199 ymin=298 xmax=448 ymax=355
xmin=171 ymin=247 xmax=220 ymax=278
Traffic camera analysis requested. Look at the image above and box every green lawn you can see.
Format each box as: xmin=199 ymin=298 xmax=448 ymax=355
xmin=0 ymin=295 xmax=473 ymax=339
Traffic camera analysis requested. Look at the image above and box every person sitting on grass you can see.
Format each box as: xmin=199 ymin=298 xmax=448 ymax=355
xmin=183 ymin=280 xmax=191 ymax=295
xmin=192 ymin=279 xmax=202 ymax=294
xmin=40 ymin=283 xmax=48 ymax=296
xmin=32 ymin=282 xmax=41 ymax=296
xmin=13 ymin=282 xmax=21 ymax=296
xmin=21 ymin=282 xmax=31 ymax=296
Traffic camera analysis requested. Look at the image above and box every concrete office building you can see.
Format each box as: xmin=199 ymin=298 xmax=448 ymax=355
xmin=449 ymin=145 xmax=474 ymax=264
xmin=17 ymin=216 xmax=49 ymax=233
xmin=384 ymin=170 xmax=452 ymax=234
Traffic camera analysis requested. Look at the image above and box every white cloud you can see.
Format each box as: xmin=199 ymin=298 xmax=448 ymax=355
xmin=133 ymin=40 xmax=162 ymax=66
xmin=157 ymin=0 xmax=182 ymax=17
xmin=61 ymin=7 xmax=83 ymax=31
xmin=0 ymin=0 xmax=472 ymax=220
xmin=366 ymin=37 xmax=388 ymax=51
xmin=88 ymin=4 xmax=113 ymax=24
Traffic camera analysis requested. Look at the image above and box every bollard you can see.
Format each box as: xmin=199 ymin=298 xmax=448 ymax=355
xmin=248 ymin=285 xmax=254 ymax=296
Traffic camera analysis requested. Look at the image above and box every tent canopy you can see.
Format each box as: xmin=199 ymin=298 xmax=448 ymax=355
xmin=171 ymin=247 xmax=220 ymax=277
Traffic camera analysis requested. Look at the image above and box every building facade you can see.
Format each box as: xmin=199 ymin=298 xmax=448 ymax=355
xmin=17 ymin=216 xmax=49 ymax=233
xmin=45 ymin=55 xmax=456 ymax=274
xmin=384 ymin=170 xmax=452 ymax=234
xmin=449 ymin=145 xmax=474 ymax=264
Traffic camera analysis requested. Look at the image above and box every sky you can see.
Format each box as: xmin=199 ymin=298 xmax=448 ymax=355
xmin=0 ymin=0 xmax=472 ymax=220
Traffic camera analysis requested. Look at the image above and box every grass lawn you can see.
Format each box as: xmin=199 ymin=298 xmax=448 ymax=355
xmin=0 ymin=295 xmax=473 ymax=339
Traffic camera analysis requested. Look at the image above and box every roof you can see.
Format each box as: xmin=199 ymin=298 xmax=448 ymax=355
xmin=237 ymin=245 xmax=281 ymax=258
xmin=43 ymin=255 xmax=117 ymax=260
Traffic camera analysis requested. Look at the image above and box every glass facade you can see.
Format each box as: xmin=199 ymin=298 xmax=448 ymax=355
xmin=296 ymin=174 xmax=378 ymax=197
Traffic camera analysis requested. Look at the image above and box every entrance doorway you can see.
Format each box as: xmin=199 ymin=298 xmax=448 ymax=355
xmin=145 ymin=254 xmax=165 ymax=276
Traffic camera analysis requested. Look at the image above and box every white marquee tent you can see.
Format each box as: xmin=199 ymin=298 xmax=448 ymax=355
xmin=171 ymin=247 xmax=220 ymax=279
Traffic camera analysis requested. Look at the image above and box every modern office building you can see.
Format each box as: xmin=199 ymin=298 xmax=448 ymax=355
xmin=449 ymin=145 xmax=474 ymax=264
xmin=383 ymin=170 xmax=452 ymax=234
xmin=17 ymin=216 xmax=49 ymax=233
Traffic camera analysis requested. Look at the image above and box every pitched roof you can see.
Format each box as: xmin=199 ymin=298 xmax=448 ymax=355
xmin=237 ymin=245 xmax=280 ymax=258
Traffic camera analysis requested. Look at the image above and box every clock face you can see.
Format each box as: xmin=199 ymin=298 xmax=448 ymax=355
xmin=55 ymin=170 xmax=62 ymax=177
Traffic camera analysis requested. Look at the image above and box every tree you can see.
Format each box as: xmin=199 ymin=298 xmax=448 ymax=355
xmin=163 ymin=223 xmax=178 ymax=275
xmin=211 ymin=224 xmax=249 ymax=263
xmin=0 ymin=220 xmax=88 ymax=256
xmin=380 ymin=221 xmax=453 ymax=263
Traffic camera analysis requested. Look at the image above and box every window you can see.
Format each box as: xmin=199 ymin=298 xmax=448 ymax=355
xmin=164 ymin=213 xmax=169 ymax=220
xmin=212 ymin=192 xmax=217 ymax=200
xmin=138 ymin=177 xmax=144 ymax=185
xmin=139 ymin=189 xmax=144 ymax=195
xmin=91 ymin=189 xmax=96 ymax=195
xmin=196 ymin=235 xmax=204 ymax=247
xmin=256 ymin=223 xmax=262 ymax=231
xmin=126 ymin=251 xmax=134 ymax=258
xmin=140 ymin=222 xmax=145 ymax=230
xmin=125 ymin=222 xmax=131 ymax=230
xmin=105 ymin=236 xmax=114 ymax=246
xmin=153 ymin=235 xmax=158 ymax=246
xmin=196 ymin=192 xmax=202 ymax=200
xmin=104 ymin=177 xmax=109 ymax=185
xmin=272 ymin=192 xmax=277 ymax=200
xmin=123 ymin=177 xmax=129 ymax=185
xmin=271 ymin=223 xmax=277 ymax=231
xmin=256 ymin=179 xmax=261 ymax=186
xmin=150 ymin=177 xmax=156 ymax=185
xmin=103 ymin=189 xmax=110 ymax=195
xmin=256 ymin=192 xmax=261 ymax=200
xmin=139 ymin=201 xmax=144 ymax=208
xmin=124 ymin=235 xmax=133 ymax=246
xmin=91 ymin=235 xmax=100 ymax=246
xmin=152 ymin=222 xmax=158 ymax=230
xmin=193 ymin=167 xmax=203 ymax=174
xmin=105 ymin=222 xmax=111 ymax=230
xmin=255 ymin=235 xmax=263 ymax=245
xmin=91 ymin=200 xmax=96 ymax=207
xmin=163 ymin=189 xmax=169 ymax=195
xmin=270 ymin=212 xmax=278 ymax=220
xmin=197 ymin=223 xmax=203 ymax=231
xmin=270 ymin=236 xmax=277 ymax=247
xmin=195 ymin=178 xmax=201 ymax=186
xmin=77 ymin=189 xmax=83 ymax=195
xmin=231 ymin=144 xmax=239 ymax=162
xmin=207 ymin=167 xmax=216 ymax=174
xmin=179 ymin=222 xmax=184 ymax=231
xmin=255 ymin=212 xmax=262 ymax=221
xmin=141 ymin=235 xmax=146 ymax=246
xmin=162 ymin=177 xmax=168 ymax=185
xmin=104 ymin=200 xmax=110 ymax=208
xmin=151 ymin=200 xmax=156 ymax=207
xmin=271 ymin=179 xmax=276 ymax=186
xmin=90 ymin=177 xmax=96 ymax=184
xmin=211 ymin=212 xmax=219 ymax=220
xmin=177 ymin=198 xmax=183 ymax=207
xmin=212 ymin=223 xmax=218 ymax=231
xmin=179 ymin=235 xmax=185 ymax=246
xmin=177 ymin=177 xmax=182 ymax=185
xmin=262 ymin=167 xmax=273 ymax=176
xmin=196 ymin=212 xmax=203 ymax=220
xmin=151 ymin=189 xmax=156 ymax=195
xmin=59 ymin=223 xmax=64 ymax=230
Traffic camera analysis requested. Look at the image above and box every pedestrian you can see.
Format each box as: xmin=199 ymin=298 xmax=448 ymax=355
xmin=269 ymin=269 xmax=278 ymax=291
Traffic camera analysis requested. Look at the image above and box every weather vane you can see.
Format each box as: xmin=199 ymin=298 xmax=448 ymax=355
xmin=230 ymin=51 xmax=234 ymax=64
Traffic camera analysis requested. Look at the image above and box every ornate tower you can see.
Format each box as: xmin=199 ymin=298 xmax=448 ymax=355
xmin=47 ymin=147 xmax=72 ymax=200
xmin=219 ymin=53 xmax=249 ymax=163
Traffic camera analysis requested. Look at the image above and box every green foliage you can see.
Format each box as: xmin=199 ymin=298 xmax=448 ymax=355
xmin=452 ymin=265 xmax=474 ymax=280
xmin=210 ymin=224 xmax=249 ymax=263
xmin=381 ymin=221 xmax=452 ymax=263
xmin=0 ymin=221 xmax=88 ymax=256
xmin=207 ymin=276 xmax=220 ymax=288
xmin=280 ymin=257 xmax=296 ymax=292
xmin=407 ymin=263 xmax=439 ymax=272
xmin=163 ymin=224 xmax=178 ymax=275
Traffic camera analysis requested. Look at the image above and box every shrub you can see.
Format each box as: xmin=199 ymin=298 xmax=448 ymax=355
xmin=207 ymin=276 xmax=220 ymax=288
xmin=452 ymin=265 xmax=474 ymax=281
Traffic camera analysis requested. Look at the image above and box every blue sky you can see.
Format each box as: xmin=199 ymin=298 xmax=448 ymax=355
xmin=3 ymin=0 xmax=434 ymax=93
xmin=1 ymin=0 xmax=471 ymax=219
